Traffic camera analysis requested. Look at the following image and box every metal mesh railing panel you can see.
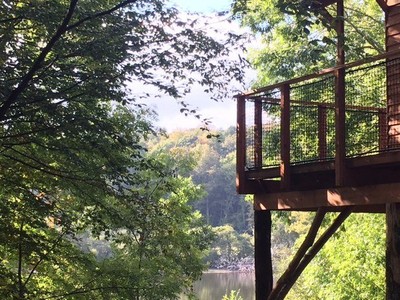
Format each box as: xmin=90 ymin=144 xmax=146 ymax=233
xmin=262 ymin=103 xmax=281 ymax=168
xmin=245 ymin=89 xmax=282 ymax=169
xmin=245 ymin=100 xmax=255 ymax=169
xmin=240 ymin=56 xmax=395 ymax=171
xmin=345 ymin=110 xmax=381 ymax=157
xmin=291 ymin=75 xmax=336 ymax=104
xmin=345 ymin=61 xmax=386 ymax=108
xmin=325 ymin=108 xmax=336 ymax=159
xmin=290 ymin=105 xmax=319 ymax=163
xmin=260 ymin=89 xmax=281 ymax=168
xmin=289 ymin=75 xmax=335 ymax=163
xmin=345 ymin=59 xmax=386 ymax=157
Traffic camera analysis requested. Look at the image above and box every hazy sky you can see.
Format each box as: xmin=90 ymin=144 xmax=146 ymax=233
xmin=172 ymin=0 xmax=232 ymax=13
xmin=146 ymin=0 xmax=246 ymax=132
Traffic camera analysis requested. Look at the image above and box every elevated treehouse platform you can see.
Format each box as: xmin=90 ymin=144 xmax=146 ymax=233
xmin=236 ymin=51 xmax=400 ymax=213
xmin=238 ymin=1 xmax=400 ymax=299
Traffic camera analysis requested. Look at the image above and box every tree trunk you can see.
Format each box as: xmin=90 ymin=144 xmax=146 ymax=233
xmin=386 ymin=203 xmax=400 ymax=300
xmin=254 ymin=210 xmax=273 ymax=300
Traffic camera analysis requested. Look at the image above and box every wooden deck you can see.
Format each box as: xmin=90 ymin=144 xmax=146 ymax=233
xmin=242 ymin=150 xmax=400 ymax=212
xmin=236 ymin=51 xmax=400 ymax=212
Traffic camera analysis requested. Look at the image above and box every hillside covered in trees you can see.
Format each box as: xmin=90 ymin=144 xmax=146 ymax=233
xmin=148 ymin=127 xmax=251 ymax=233
xmin=147 ymin=128 xmax=255 ymax=270
xmin=148 ymin=126 xmax=386 ymax=299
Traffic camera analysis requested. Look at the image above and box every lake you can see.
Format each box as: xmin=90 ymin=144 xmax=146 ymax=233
xmin=180 ymin=270 xmax=255 ymax=300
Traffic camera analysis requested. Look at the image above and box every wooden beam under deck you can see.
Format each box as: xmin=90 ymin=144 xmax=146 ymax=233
xmin=242 ymin=150 xmax=400 ymax=195
xmin=254 ymin=182 xmax=400 ymax=213
xmin=246 ymin=150 xmax=400 ymax=181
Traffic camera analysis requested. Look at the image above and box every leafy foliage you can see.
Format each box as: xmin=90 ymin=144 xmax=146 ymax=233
xmin=147 ymin=127 xmax=256 ymax=271
xmin=0 ymin=0 xmax=248 ymax=298
xmin=206 ymin=225 xmax=253 ymax=269
xmin=148 ymin=127 xmax=253 ymax=234
xmin=222 ymin=289 xmax=244 ymax=300
xmin=286 ymin=214 xmax=385 ymax=299
xmin=234 ymin=0 xmax=384 ymax=85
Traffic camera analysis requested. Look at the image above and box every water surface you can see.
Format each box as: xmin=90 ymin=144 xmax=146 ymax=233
xmin=180 ymin=270 xmax=255 ymax=300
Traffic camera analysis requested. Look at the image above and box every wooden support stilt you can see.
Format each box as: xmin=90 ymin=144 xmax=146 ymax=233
xmin=386 ymin=203 xmax=400 ymax=300
xmin=335 ymin=0 xmax=346 ymax=187
xmin=254 ymin=210 xmax=273 ymax=300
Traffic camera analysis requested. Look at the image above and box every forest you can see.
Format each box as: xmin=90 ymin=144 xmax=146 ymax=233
xmin=0 ymin=0 xmax=389 ymax=299
xmin=148 ymin=127 xmax=386 ymax=299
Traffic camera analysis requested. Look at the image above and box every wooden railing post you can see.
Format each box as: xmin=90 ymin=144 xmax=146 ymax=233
xmin=254 ymin=99 xmax=263 ymax=168
xmin=236 ymin=95 xmax=246 ymax=194
xmin=379 ymin=109 xmax=388 ymax=151
xmin=318 ymin=105 xmax=328 ymax=160
xmin=335 ymin=0 xmax=346 ymax=186
xmin=386 ymin=0 xmax=400 ymax=148
xmin=280 ymin=84 xmax=291 ymax=190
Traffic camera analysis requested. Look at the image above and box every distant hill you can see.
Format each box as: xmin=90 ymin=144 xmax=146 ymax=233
xmin=147 ymin=127 xmax=253 ymax=233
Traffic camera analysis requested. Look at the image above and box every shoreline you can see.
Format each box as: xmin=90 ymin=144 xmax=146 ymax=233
xmin=204 ymin=268 xmax=254 ymax=274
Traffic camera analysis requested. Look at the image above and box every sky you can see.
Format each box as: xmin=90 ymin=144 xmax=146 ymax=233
xmin=145 ymin=0 xmax=253 ymax=132
xmin=172 ymin=0 xmax=231 ymax=13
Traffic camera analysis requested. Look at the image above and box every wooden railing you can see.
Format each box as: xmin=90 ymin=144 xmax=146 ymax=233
xmin=236 ymin=51 xmax=400 ymax=193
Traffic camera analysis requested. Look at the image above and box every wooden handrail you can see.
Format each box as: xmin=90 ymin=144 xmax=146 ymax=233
xmin=249 ymin=96 xmax=385 ymax=112
xmin=236 ymin=48 xmax=400 ymax=98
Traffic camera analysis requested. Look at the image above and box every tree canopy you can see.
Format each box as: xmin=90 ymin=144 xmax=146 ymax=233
xmin=233 ymin=0 xmax=384 ymax=85
xmin=1 ymin=0 xmax=248 ymax=298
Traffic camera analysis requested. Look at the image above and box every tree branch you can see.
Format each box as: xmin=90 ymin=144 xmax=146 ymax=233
xmin=270 ymin=207 xmax=353 ymax=300
xmin=0 ymin=126 xmax=59 ymax=140
xmin=1 ymin=151 xmax=99 ymax=183
xmin=268 ymin=207 xmax=327 ymax=300
xmin=23 ymin=229 xmax=69 ymax=288
xmin=0 ymin=16 xmax=23 ymax=24
xmin=18 ymin=221 xmax=24 ymax=299
xmin=65 ymin=0 xmax=138 ymax=32
xmin=344 ymin=15 xmax=384 ymax=54
xmin=0 ymin=0 xmax=79 ymax=121
xmin=344 ymin=6 xmax=384 ymax=24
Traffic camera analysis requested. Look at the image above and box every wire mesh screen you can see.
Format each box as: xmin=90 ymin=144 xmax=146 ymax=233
xmin=240 ymin=56 xmax=392 ymax=171
xmin=245 ymin=99 xmax=255 ymax=169
xmin=345 ymin=60 xmax=386 ymax=157
xmin=290 ymin=75 xmax=336 ymax=163
xmin=325 ymin=108 xmax=336 ymax=159
xmin=261 ymin=89 xmax=281 ymax=168
xmin=244 ymin=89 xmax=281 ymax=169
